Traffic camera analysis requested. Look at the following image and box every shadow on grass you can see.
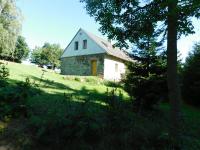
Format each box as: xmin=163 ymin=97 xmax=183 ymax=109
xmin=0 ymin=77 xmax=134 ymax=150
xmin=25 ymin=75 xmax=127 ymax=105
xmin=3 ymin=78 xmax=197 ymax=150
xmin=24 ymin=75 xmax=72 ymax=90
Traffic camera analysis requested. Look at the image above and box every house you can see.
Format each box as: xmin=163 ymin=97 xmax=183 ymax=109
xmin=60 ymin=28 xmax=133 ymax=81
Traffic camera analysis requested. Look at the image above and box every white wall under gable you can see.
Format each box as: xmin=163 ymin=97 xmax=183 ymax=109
xmin=104 ymin=56 xmax=126 ymax=81
xmin=61 ymin=29 xmax=106 ymax=58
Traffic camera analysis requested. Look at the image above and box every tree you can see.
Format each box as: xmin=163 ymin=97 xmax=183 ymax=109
xmin=0 ymin=0 xmax=22 ymax=60
xmin=31 ymin=47 xmax=45 ymax=67
xmin=31 ymin=43 xmax=63 ymax=69
xmin=81 ymin=0 xmax=200 ymax=141
xmin=182 ymin=43 xmax=200 ymax=107
xmin=123 ymin=36 xmax=167 ymax=112
xmin=13 ymin=36 xmax=30 ymax=62
xmin=42 ymin=43 xmax=63 ymax=69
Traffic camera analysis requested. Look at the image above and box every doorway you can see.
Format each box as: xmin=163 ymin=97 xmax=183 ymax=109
xmin=91 ymin=60 xmax=97 ymax=76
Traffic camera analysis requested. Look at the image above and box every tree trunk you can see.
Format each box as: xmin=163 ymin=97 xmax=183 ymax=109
xmin=167 ymin=0 xmax=181 ymax=142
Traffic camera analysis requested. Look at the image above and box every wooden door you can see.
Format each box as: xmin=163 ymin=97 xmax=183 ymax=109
xmin=91 ymin=60 xmax=97 ymax=76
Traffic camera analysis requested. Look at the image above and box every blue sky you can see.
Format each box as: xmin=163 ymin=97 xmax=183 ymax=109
xmin=16 ymin=0 xmax=200 ymax=61
xmin=16 ymin=0 xmax=102 ymax=48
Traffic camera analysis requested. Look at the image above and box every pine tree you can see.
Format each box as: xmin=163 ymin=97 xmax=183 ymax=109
xmin=124 ymin=35 xmax=167 ymax=111
xmin=182 ymin=43 xmax=200 ymax=107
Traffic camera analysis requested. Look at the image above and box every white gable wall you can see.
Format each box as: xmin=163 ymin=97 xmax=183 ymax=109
xmin=104 ymin=56 xmax=126 ymax=81
xmin=61 ymin=29 xmax=106 ymax=58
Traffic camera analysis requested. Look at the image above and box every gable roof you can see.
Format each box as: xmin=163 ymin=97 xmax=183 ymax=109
xmin=82 ymin=29 xmax=133 ymax=62
xmin=61 ymin=28 xmax=133 ymax=62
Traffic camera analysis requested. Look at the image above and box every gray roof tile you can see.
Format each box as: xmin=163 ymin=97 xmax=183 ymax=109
xmin=82 ymin=29 xmax=133 ymax=62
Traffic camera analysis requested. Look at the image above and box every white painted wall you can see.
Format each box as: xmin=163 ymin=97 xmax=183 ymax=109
xmin=104 ymin=56 xmax=126 ymax=81
xmin=61 ymin=29 xmax=106 ymax=58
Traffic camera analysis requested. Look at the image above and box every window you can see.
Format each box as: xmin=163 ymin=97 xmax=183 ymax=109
xmin=74 ymin=41 xmax=78 ymax=50
xmin=83 ymin=40 xmax=87 ymax=49
xmin=115 ymin=63 xmax=118 ymax=72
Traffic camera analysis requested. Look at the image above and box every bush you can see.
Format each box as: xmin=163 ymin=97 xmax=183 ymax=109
xmin=104 ymin=80 xmax=122 ymax=88
xmin=0 ymin=63 xmax=9 ymax=79
xmin=21 ymin=90 xmax=173 ymax=149
xmin=0 ymin=63 xmax=9 ymax=87
xmin=182 ymin=43 xmax=200 ymax=107
xmin=0 ymin=78 xmax=40 ymax=119
xmin=103 ymin=89 xmax=177 ymax=150
xmin=26 ymin=95 xmax=104 ymax=149
xmin=2 ymin=87 xmax=198 ymax=149
xmin=74 ymin=77 xmax=81 ymax=82
xmin=134 ymin=75 xmax=167 ymax=111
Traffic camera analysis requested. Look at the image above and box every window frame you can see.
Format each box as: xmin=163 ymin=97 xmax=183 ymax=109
xmin=83 ymin=39 xmax=87 ymax=49
xmin=74 ymin=41 xmax=79 ymax=50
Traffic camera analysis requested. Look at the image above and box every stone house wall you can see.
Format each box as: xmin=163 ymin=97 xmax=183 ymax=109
xmin=61 ymin=54 xmax=105 ymax=76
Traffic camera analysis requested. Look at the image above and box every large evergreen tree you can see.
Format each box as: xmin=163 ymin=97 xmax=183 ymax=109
xmin=0 ymin=0 xmax=22 ymax=60
xmin=182 ymin=43 xmax=200 ymax=107
xmin=81 ymin=0 xmax=200 ymax=140
xmin=124 ymin=36 xmax=167 ymax=112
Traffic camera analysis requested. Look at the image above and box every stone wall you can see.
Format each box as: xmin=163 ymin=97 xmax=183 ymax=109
xmin=61 ymin=54 xmax=104 ymax=76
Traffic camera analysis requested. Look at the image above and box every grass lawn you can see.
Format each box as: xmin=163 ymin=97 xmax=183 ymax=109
xmin=1 ymin=60 xmax=129 ymax=104
xmin=0 ymin=60 xmax=200 ymax=149
xmin=2 ymin=60 xmax=125 ymax=95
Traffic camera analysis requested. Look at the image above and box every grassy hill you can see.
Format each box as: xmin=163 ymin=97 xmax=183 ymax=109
xmin=1 ymin=60 xmax=129 ymax=106
xmin=0 ymin=60 xmax=200 ymax=150
xmin=3 ymin=60 xmax=126 ymax=96
xmin=0 ymin=60 xmax=132 ymax=149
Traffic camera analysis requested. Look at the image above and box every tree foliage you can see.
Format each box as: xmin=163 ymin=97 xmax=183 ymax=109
xmin=31 ymin=43 xmax=63 ymax=68
xmin=13 ymin=36 xmax=30 ymax=62
xmin=81 ymin=0 xmax=200 ymax=47
xmin=182 ymin=43 xmax=200 ymax=107
xmin=0 ymin=0 xmax=22 ymax=60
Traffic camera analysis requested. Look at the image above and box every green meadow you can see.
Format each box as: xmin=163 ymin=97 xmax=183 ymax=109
xmin=0 ymin=60 xmax=200 ymax=150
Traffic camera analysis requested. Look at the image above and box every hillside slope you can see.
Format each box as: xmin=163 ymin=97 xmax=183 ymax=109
xmin=1 ymin=60 xmax=128 ymax=100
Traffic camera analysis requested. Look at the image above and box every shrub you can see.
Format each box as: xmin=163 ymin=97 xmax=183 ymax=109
xmin=0 ymin=63 xmax=9 ymax=79
xmin=130 ymin=75 xmax=167 ymax=111
xmin=104 ymin=80 xmax=122 ymax=88
xmin=0 ymin=63 xmax=9 ymax=87
xmin=3 ymin=87 xmax=198 ymax=149
xmin=0 ymin=78 xmax=40 ymax=119
xmin=74 ymin=77 xmax=81 ymax=82
xmin=103 ymin=88 xmax=177 ymax=150
xmin=26 ymin=95 xmax=104 ymax=149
